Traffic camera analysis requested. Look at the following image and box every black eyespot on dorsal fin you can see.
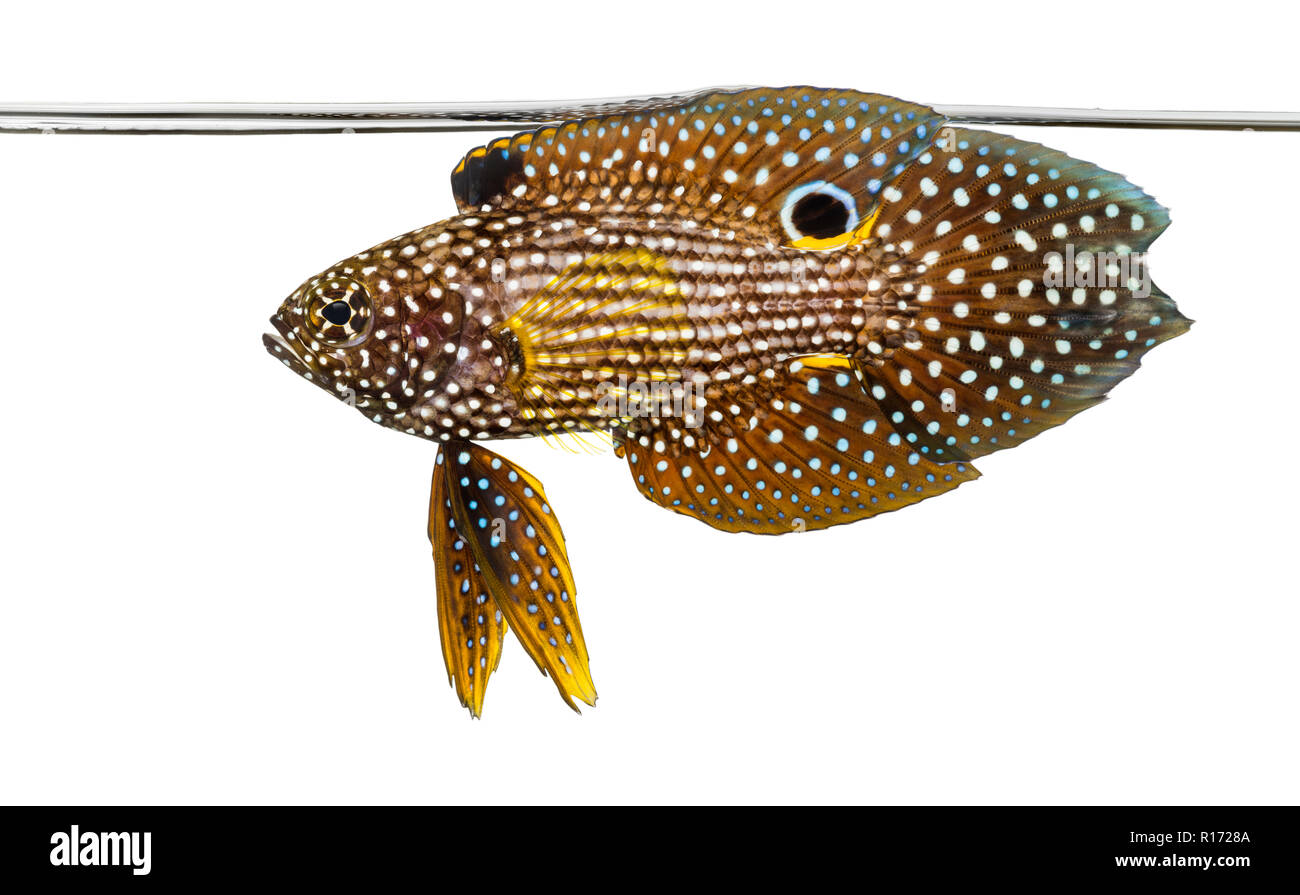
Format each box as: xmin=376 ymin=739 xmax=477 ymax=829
xmin=790 ymin=190 xmax=851 ymax=240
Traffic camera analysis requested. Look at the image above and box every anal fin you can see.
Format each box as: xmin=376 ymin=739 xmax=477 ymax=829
xmin=620 ymin=355 xmax=979 ymax=534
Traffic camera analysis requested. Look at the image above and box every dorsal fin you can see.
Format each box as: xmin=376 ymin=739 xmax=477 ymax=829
xmin=449 ymin=87 xmax=946 ymax=248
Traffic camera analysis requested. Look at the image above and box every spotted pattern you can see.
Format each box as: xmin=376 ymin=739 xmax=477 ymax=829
xmin=434 ymin=442 xmax=596 ymax=712
xmin=493 ymin=243 xmax=889 ymax=436
xmin=620 ymin=355 xmax=979 ymax=533
xmin=430 ymin=467 xmax=507 ymax=718
xmin=264 ymin=229 xmax=466 ymax=434
xmin=451 ymin=87 xmax=943 ymax=250
xmin=267 ymin=86 xmax=1192 ymax=717
xmin=857 ymin=128 xmax=1191 ymax=460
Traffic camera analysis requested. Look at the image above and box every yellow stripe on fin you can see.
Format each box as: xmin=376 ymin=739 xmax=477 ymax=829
xmin=790 ymin=204 xmax=883 ymax=250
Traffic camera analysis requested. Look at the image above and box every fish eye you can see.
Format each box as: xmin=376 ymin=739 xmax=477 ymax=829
xmin=321 ymin=300 xmax=352 ymax=325
xmin=305 ymin=277 xmax=372 ymax=344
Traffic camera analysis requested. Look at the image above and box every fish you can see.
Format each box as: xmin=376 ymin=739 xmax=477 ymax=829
xmin=264 ymin=87 xmax=1190 ymax=717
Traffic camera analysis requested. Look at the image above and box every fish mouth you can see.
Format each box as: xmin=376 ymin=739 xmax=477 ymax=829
xmin=263 ymin=315 xmax=321 ymax=385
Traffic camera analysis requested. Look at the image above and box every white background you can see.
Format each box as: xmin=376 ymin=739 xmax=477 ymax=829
xmin=1 ymin=1 xmax=1296 ymax=805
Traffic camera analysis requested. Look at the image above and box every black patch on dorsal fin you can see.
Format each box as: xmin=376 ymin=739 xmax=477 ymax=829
xmin=450 ymin=137 xmax=525 ymax=210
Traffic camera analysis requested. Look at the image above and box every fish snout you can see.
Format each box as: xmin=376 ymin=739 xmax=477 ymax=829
xmin=264 ymin=315 xmax=319 ymax=384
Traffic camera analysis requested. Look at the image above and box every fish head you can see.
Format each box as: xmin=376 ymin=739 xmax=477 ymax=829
xmin=264 ymin=232 xmax=466 ymax=423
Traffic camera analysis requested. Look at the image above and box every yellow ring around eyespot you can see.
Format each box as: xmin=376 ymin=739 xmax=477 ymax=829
xmin=789 ymin=205 xmax=883 ymax=251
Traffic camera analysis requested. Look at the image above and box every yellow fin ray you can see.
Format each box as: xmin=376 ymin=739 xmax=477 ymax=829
xmin=496 ymin=248 xmax=693 ymax=440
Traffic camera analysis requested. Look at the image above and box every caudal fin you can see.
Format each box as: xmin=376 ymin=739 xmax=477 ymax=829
xmin=858 ymin=127 xmax=1190 ymax=462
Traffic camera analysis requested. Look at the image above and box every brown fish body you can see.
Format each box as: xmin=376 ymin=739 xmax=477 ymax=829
xmin=266 ymin=87 xmax=1190 ymax=716
xmin=274 ymin=207 xmax=897 ymax=442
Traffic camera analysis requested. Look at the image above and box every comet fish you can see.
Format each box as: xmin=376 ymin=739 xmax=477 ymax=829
xmin=264 ymin=87 xmax=1189 ymax=716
